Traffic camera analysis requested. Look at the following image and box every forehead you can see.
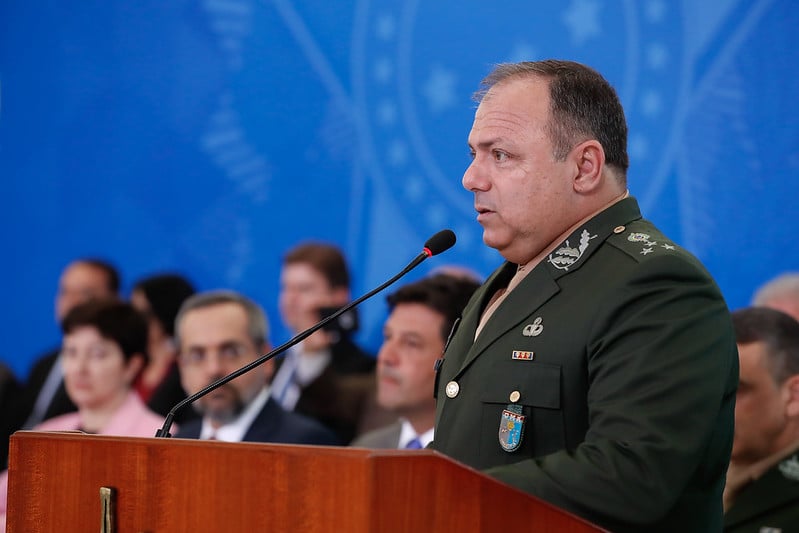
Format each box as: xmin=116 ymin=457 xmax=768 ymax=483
xmin=737 ymin=341 xmax=773 ymax=380
xmin=180 ymin=303 xmax=250 ymax=343
xmin=386 ymin=303 xmax=445 ymax=336
xmin=280 ymin=263 xmax=328 ymax=286
xmin=471 ymin=76 xmax=551 ymax=138
xmin=64 ymin=325 xmax=105 ymax=343
xmin=61 ymin=263 xmax=109 ymax=287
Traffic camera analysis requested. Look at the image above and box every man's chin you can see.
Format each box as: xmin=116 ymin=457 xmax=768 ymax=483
xmin=196 ymin=399 xmax=244 ymax=424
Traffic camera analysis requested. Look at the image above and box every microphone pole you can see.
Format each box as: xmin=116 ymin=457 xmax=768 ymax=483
xmin=155 ymin=229 xmax=456 ymax=438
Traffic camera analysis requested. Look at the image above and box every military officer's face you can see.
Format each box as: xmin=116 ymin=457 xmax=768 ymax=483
xmin=376 ymin=303 xmax=444 ymax=417
xmin=462 ymin=76 xmax=580 ymax=265
xmin=732 ymin=341 xmax=794 ymax=464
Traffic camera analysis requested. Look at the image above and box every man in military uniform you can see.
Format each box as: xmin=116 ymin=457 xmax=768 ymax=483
xmin=431 ymin=60 xmax=738 ymax=532
xmin=723 ymin=307 xmax=799 ymax=532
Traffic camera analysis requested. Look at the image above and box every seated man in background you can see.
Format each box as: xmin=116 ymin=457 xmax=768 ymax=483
xmin=0 ymin=299 xmax=167 ymax=528
xmin=724 ymin=307 xmax=799 ymax=531
xmin=352 ymin=273 xmax=479 ymax=449
xmin=174 ymin=290 xmax=338 ymax=445
xmin=271 ymin=242 xmax=375 ymax=443
xmin=752 ymin=271 xmax=799 ymax=322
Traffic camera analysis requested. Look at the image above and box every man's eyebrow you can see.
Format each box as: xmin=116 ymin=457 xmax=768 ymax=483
xmin=469 ymin=137 xmax=506 ymax=150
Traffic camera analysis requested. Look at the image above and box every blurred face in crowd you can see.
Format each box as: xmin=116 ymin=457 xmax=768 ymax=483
xmin=376 ymin=303 xmax=444 ymax=419
xmin=56 ymin=262 xmax=115 ymax=322
xmin=177 ymin=303 xmax=271 ymax=427
xmin=61 ymin=326 xmax=143 ymax=411
xmin=279 ymin=263 xmax=348 ymax=333
xmin=462 ymin=76 xmax=583 ymax=265
xmin=732 ymin=341 xmax=794 ymax=464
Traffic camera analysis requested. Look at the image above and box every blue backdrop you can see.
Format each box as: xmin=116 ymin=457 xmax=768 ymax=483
xmin=2 ymin=0 xmax=797 ymax=379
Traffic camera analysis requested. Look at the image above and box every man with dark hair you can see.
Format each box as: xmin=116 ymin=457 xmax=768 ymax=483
xmin=4 ymin=258 xmax=121 ymax=468
xmin=432 ymin=60 xmax=737 ymax=531
xmin=174 ymin=290 xmax=337 ymax=446
xmin=271 ymin=242 xmax=375 ymax=443
xmin=724 ymin=307 xmax=799 ymax=531
xmin=352 ymin=273 xmax=479 ymax=449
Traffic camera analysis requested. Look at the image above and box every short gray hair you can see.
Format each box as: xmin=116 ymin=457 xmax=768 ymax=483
xmin=752 ymin=272 xmax=799 ymax=307
xmin=174 ymin=290 xmax=269 ymax=347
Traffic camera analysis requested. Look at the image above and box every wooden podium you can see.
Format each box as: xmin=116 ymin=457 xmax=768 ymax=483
xmin=7 ymin=431 xmax=604 ymax=532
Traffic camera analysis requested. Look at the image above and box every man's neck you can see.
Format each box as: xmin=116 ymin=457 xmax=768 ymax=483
xmin=515 ymin=189 xmax=628 ymax=269
xmin=403 ymin=409 xmax=435 ymax=437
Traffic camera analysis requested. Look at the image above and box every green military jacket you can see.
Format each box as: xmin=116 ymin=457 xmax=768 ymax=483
xmin=432 ymin=197 xmax=738 ymax=532
xmin=724 ymin=452 xmax=799 ymax=532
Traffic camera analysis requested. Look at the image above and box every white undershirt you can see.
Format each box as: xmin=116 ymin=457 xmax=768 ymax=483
xmin=399 ymin=419 xmax=434 ymax=449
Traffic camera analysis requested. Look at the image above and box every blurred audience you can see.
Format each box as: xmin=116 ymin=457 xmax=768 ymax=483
xmin=0 ymin=299 xmax=168 ymax=525
xmin=271 ymin=242 xmax=375 ymax=443
xmin=352 ymin=273 xmax=479 ymax=449
xmin=174 ymin=290 xmax=338 ymax=445
xmin=130 ymin=273 xmax=197 ymax=423
xmin=752 ymin=272 xmax=799 ymax=322
xmin=724 ymin=307 xmax=799 ymax=531
xmin=2 ymin=259 xmax=119 ymax=469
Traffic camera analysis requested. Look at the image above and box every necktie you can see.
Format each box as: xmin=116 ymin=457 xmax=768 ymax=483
xmin=404 ymin=437 xmax=422 ymax=450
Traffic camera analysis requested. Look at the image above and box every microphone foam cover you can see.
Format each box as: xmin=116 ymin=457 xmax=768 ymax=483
xmin=424 ymin=229 xmax=457 ymax=256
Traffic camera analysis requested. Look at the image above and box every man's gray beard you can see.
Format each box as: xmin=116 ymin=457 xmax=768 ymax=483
xmin=193 ymin=385 xmax=246 ymax=425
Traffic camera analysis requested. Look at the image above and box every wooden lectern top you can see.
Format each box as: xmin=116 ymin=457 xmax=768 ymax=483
xmin=7 ymin=431 xmax=604 ymax=532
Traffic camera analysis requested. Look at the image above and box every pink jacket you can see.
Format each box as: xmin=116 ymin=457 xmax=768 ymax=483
xmin=0 ymin=391 xmax=172 ymax=526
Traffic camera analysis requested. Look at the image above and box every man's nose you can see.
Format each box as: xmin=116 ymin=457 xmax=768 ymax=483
xmin=462 ymin=158 xmax=488 ymax=192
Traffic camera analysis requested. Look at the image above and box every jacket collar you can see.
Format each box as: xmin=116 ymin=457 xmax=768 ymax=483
xmin=454 ymin=197 xmax=643 ymax=377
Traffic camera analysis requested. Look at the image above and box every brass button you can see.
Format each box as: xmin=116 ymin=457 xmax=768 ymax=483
xmin=613 ymin=225 xmax=625 ymax=234
xmin=509 ymin=390 xmax=521 ymax=403
xmin=445 ymin=381 xmax=460 ymax=398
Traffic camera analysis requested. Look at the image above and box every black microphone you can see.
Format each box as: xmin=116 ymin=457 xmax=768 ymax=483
xmin=155 ymin=229 xmax=456 ymax=438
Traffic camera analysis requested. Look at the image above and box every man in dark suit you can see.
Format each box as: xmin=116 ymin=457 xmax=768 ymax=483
xmin=723 ymin=307 xmax=799 ymax=531
xmin=271 ymin=242 xmax=375 ymax=443
xmin=352 ymin=273 xmax=479 ymax=449
xmin=173 ymin=290 xmax=337 ymax=445
xmin=431 ymin=60 xmax=738 ymax=532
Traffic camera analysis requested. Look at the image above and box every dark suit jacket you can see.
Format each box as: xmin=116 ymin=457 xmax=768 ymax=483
xmin=275 ymin=337 xmax=375 ymax=444
xmin=724 ymin=452 xmax=799 ymax=532
xmin=17 ymin=349 xmax=76 ymax=427
xmin=0 ymin=363 xmax=21 ymax=469
xmin=432 ymin=197 xmax=738 ymax=532
xmin=145 ymin=362 xmax=200 ymax=425
xmin=175 ymin=396 xmax=340 ymax=446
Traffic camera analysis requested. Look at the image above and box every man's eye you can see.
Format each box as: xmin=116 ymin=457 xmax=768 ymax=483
xmin=468 ymin=149 xmax=476 ymax=160
xmin=493 ymin=150 xmax=508 ymax=162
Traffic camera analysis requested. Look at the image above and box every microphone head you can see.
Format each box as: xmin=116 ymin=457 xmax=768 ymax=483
xmin=423 ymin=229 xmax=457 ymax=257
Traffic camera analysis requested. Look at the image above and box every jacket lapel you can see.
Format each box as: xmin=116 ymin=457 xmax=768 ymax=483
xmin=455 ymin=267 xmax=559 ymax=377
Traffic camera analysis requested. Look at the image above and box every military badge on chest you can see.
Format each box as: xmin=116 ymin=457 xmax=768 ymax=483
xmin=499 ymin=400 xmax=525 ymax=452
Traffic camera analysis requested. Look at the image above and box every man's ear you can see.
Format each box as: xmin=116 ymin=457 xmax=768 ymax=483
xmin=784 ymin=374 xmax=799 ymax=418
xmin=571 ymin=140 xmax=605 ymax=194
